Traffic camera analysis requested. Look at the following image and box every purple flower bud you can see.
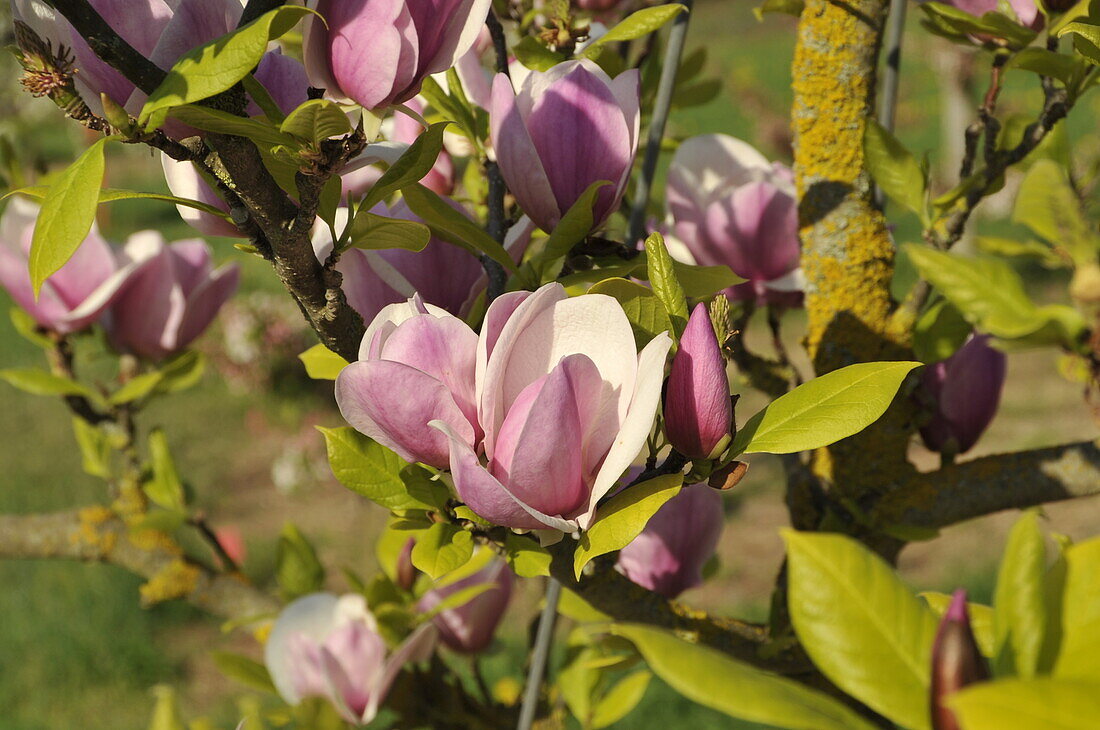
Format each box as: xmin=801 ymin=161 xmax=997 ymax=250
xmin=664 ymin=303 xmax=732 ymax=460
xmin=617 ymin=485 xmax=724 ymax=599
xmin=930 ymin=590 xmax=990 ymax=730
xmin=417 ymin=557 xmax=513 ymax=654
xmin=490 ymin=59 xmax=640 ymax=234
xmin=667 ymin=135 xmax=802 ymax=306
xmin=265 ymin=593 xmax=436 ymax=725
xmin=919 ymin=334 xmax=1006 ymax=455
xmin=303 ymin=0 xmax=493 ymax=111
xmin=0 ymin=198 xmax=136 ymax=333
xmin=106 ymin=234 xmax=239 ymax=361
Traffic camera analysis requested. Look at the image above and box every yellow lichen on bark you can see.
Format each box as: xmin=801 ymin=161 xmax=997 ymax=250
xmin=140 ymin=558 xmax=200 ymax=607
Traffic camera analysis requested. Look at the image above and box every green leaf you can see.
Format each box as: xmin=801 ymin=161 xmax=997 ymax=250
xmin=280 ymin=99 xmax=353 ymax=143
xmin=992 ymin=510 xmax=1048 ymax=678
xmin=754 ymin=0 xmax=806 ymax=20
xmin=913 ymin=298 xmax=972 ymax=363
xmin=1053 ymin=536 xmax=1100 ymax=679
xmin=581 ymin=5 xmax=689 ymax=59
xmin=145 ymin=429 xmax=187 ymax=513
xmin=783 ymin=530 xmax=937 ymax=729
xmin=536 ymin=180 xmax=612 ymax=281
xmin=317 ymin=426 xmax=443 ymax=511
xmin=589 ymin=278 xmax=674 ymax=348
xmin=591 ymin=670 xmax=652 ymax=729
xmin=140 ymin=7 xmax=313 ymax=126
xmin=211 ymin=651 xmax=277 ymax=694
xmin=644 ymin=233 xmax=689 ymax=337
xmin=975 ymin=236 xmax=1066 ymax=268
xmin=512 ymin=36 xmax=566 ymax=70
xmin=362 ymin=122 xmax=451 ymax=210
xmin=148 ymin=685 xmax=186 ymax=730
xmin=922 ymin=592 xmax=995 ymax=657
xmin=0 ymin=367 xmax=102 ymax=402
xmin=29 ymin=136 xmax=113 ymax=295
xmin=904 ymin=244 xmax=1087 ymax=346
xmin=276 ymin=522 xmax=325 ymax=601
xmin=345 ymin=211 xmax=431 ymax=252
xmin=168 ymin=105 xmax=294 ymax=147
xmin=1013 ymin=159 xmax=1099 ymax=266
xmin=110 ymin=371 xmax=166 ymax=405
xmin=607 ymin=623 xmax=880 ymax=730
xmin=241 ymin=73 xmax=286 ymax=122
xmin=8 ymin=308 xmax=51 ymax=348
xmin=864 ymin=119 xmax=927 ymax=222
xmin=72 ymin=417 xmax=111 ymax=479
xmin=410 ymin=522 xmax=473 ymax=580
xmin=6 ymin=185 xmax=233 ymax=221
xmin=574 ymin=475 xmax=683 ymax=579
xmin=400 ymin=183 xmax=517 ymax=274
xmin=155 ymin=351 xmax=206 ymax=394
xmin=298 ymin=344 xmax=348 ymax=380
xmin=949 ymin=677 xmax=1100 ymax=730
xmin=671 ymin=261 xmax=745 ymax=298
xmin=417 ymin=583 xmax=494 ymax=621
xmin=502 ymin=533 xmax=552 ymax=578
xmin=1007 ymin=47 xmax=1087 ymax=85
xmin=732 ymin=361 xmax=920 ymax=455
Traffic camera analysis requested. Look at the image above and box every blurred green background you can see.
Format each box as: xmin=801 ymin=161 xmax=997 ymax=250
xmin=1 ymin=0 xmax=1099 ymax=727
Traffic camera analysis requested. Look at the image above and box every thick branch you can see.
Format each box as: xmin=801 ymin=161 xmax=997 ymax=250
xmin=0 ymin=508 xmax=278 ymax=620
xmin=239 ymin=0 xmax=287 ymax=26
xmin=872 ymin=440 xmax=1100 ymax=529
xmin=46 ymin=0 xmax=165 ymax=93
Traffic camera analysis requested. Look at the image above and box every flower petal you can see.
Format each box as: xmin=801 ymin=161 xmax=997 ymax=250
xmin=265 ymin=593 xmax=342 ymax=705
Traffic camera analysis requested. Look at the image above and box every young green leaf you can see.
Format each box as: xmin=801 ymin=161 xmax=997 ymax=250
xmin=503 ymin=533 xmax=552 ymax=578
xmin=362 ymin=122 xmax=450 ymax=210
xmin=7 ymin=185 xmax=232 ymax=221
xmin=1013 ymin=160 xmax=1099 ymax=267
xmin=589 ymin=278 xmax=674 ymax=348
xmin=168 ymin=105 xmax=295 ymax=147
xmin=345 ymin=212 xmax=431 ymax=252
xmin=0 ymin=368 xmax=103 ymax=403
xmin=211 ymin=651 xmax=277 ymax=694
xmin=993 ymin=510 xmax=1048 ymax=678
xmin=581 ymin=5 xmax=689 ymax=59
xmin=140 ymin=6 xmax=313 ymax=126
xmin=913 ymin=298 xmax=972 ymax=363
xmin=1052 ymin=536 xmax=1100 ymax=679
xmin=400 ymin=183 xmax=517 ymax=273
xmin=410 ymin=522 xmax=473 ymax=580
xmin=276 ymin=522 xmax=325 ymax=600
xmin=145 ymin=429 xmax=187 ymax=513
xmin=731 ymin=361 xmax=920 ymax=455
xmin=8 ymin=307 xmax=51 ymax=349
xmin=606 ymin=623 xmax=880 ymax=730
xmin=110 ymin=371 xmax=167 ymax=405
xmin=280 ymin=99 xmax=354 ymax=143
xmin=591 ymin=670 xmax=652 ymax=729
xmin=298 ymin=344 xmax=349 ymax=380
xmin=71 ymin=417 xmax=111 ymax=479
xmin=783 ymin=530 xmax=938 ymax=729
xmin=574 ymin=475 xmax=683 ymax=579
xmin=536 ymin=180 xmax=612 ymax=282
xmin=29 ymin=136 xmax=113 ymax=295
xmin=644 ymin=233 xmax=689 ymax=337
xmin=949 ymin=677 xmax=1100 ymax=730
xmin=512 ymin=36 xmax=566 ymax=70
xmin=317 ymin=426 xmax=441 ymax=511
xmin=864 ymin=119 xmax=927 ymax=222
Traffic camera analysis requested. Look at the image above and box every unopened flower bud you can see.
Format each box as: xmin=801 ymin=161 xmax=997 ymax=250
xmin=919 ymin=334 xmax=1006 ymax=456
xmin=396 ymin=537 xmax=417 ymax=592
xmin=931 ymin=590 xmax=990 ymax=730
xmin=664 ymin=303 xmax=733 ymax=460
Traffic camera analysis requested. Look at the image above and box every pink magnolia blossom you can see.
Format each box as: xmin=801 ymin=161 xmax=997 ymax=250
xmin=939 ymin=0 xmax=1043 ymax=33
xmin=664 ymin=303 xmax=732 ymax=460
xmin=490 ymin=59 xmax=640 ymax=234
xmin=313 ymin=202 xmax=534 ymax=325
xmin=337 ymin=282 xmax=672 ymax=533
xmin=616 ymin=484 xmax=724 ymax=598
xmin=106 ymin=234 xmax=239 ymax=361
xmin=303 ymin=0 xmax=493 ymax=111
xmin=417 ymin=555 xmax=513 ymax=654
xmin=265 ymin=593 xmax=435 ymax=725
xmin=919 ymin=334 xmax=1006 ymax=455
xmin=667 ymin=134 xmax=802 ymax=306
xmin=0 ymin=197 xmax=140 ymax=333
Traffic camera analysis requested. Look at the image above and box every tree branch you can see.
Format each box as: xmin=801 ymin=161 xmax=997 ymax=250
xmin=239 ymin=0 xmax=287 ymax=27
xmin=0 ymin=508 xmax=278 ymax=620
xmin=872 ymin=440 xmax=1100 ymax=530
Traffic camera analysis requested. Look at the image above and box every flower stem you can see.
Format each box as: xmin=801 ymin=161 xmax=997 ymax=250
xmin=516 ymin=577 xmax=562 ymax=730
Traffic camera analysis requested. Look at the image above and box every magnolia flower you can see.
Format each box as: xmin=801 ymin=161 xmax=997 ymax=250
xmin=941 ymin=0 xmax=1043 ymax=32
xmin=303 ymin=0 xmax=493 ymax=111
xmin=617 ymin=484 xmax=724 ymax=598
xmin=417 ymin=555 xmax=513 ymax=654
xmin=919 ymin=334 xmax=1006 ymax=455
xmin=667 ymin=134 xmax=802 ymax=306
xmin=313 ymin=203 xmax=534 ymax=325
xmin=490 ymin=59 xmax=640 ymax=234
xmin=0 ymin=197 xmax=138 ymax=333
xmin=265 ymin=593 xmax=436 ymax=726
xmin=106 ymin=234 xmax=239 ymax=361
xmin=930 ymin=590 xmax=990 ymax=730
xmin=664 ymin=303 xmax=732 ymax=460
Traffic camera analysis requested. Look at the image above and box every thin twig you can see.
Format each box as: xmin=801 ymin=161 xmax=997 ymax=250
xmin=627 ymin=0 xmax=695 ymax=245
xmin=874 ymin=0 xmax=906 ymax=207
xmin=516 ymin=578 xmax=561 ymax=730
